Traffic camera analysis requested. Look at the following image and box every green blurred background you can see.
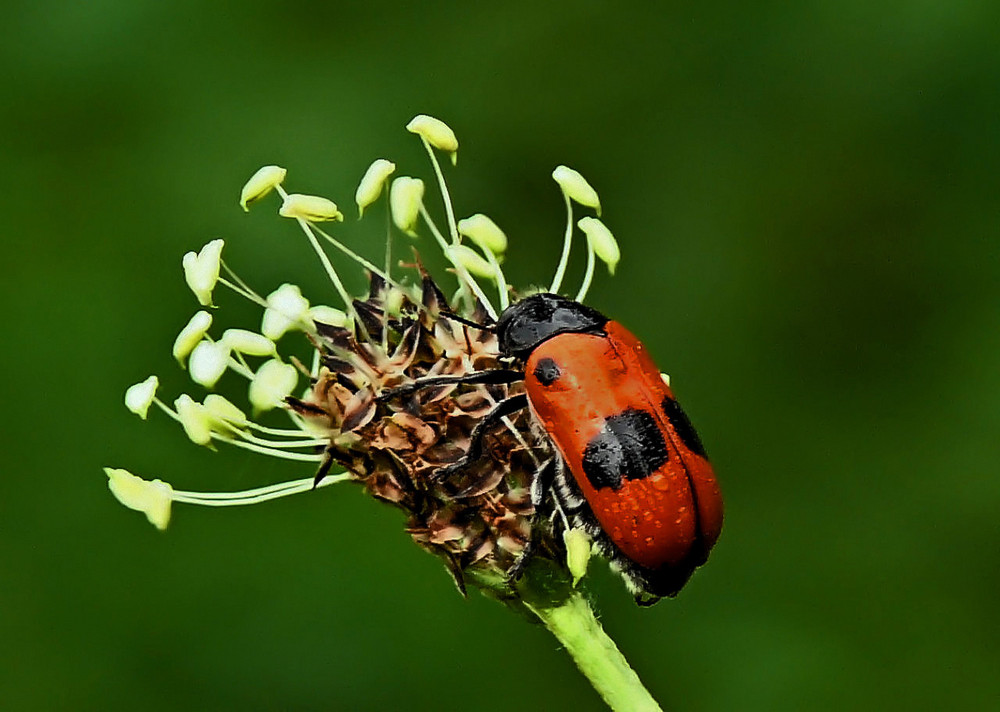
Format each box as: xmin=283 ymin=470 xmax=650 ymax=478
xmin=2 ymin=2 xmax=998 ymax=710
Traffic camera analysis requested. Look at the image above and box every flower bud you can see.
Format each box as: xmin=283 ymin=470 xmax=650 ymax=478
xmin=552 ymin=166 xmax=601 ymax=216
xmin=182 ymin=239 xmax=224 ymax=307
xmin=174 ymin=394 xmax=213 ymax=447
xmin=261 ymin=284 xmax=311 ymax=340
xmin=563 ymin=528 xmax=593 ymax=585
xmin=447 ymin=244 xmax=495 ymax=280
xmin=279 ymin=194 xmax=344 ymax=222
xmin=389 ymin=177 xmax=425 ymax=237
xmin=406 ymin=114 xmax=458 ymax=164
xmin=104 ymin=468 xmax=173 ymax=530
xmin=222 ymin=328 xmax=276 ymax=357
xmin=577 ymin=217 xmax=620 ymax=274
xmin=240 ymin=165 xmax=286 ymax=211
xmin=203 ymin=394 xmax=249 ymax=431
xmin=173 ymin=311 xmax=214 ymax=364
xmin=308 ymin=305 xmax=349 ymax=328
xmin=188 ymin=340 xmax=231 ymax=389
xmin=355 ymin=159 xmax=396 ymax=217
xmin=248 ymin=359 xmax=298 ymax=412
xmin=457 ymin=214 xmax=508 ymax=255
xmin=124 ymin=375 xmax=159 ymax=420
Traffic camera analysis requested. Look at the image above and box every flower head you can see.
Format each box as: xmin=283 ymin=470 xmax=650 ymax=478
xmin=108 ymin=116 xmax=628 ymax=604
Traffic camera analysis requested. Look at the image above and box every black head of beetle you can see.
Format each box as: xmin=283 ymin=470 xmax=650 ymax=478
xmin=496 ymin=293 xmax=608 ymax=358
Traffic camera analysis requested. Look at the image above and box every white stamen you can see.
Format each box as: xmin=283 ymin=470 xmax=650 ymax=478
xmin=124 ymin=376 xmax=159 ymax=420
xmin=356 ymin=159 xmax=396 ymax=217
xmin=188 ymin=340 xmax=231 ymax=389
xmin=279 ymin=193 xmax=344 ymax=222
xmin=406 ymin=115 xmax=459 ymax=164
xmin=248 ymin=359 xmax=298 ymax=412
xmin=182 ymin=239 xmax=224 ymax=307
xmin=240 ymin=165 xmax=287 ymax=211
xmin=173 ymin=311 xmax=214 ymax=365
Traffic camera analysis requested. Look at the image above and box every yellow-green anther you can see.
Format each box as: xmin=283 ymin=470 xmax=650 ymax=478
xmin=406 ymin=114 xmax=458 ymax=164
xmin=279 ymin=193 xmax=344 ymax=222
xmin=124 ymin=375 xmax=159 ymax=420
xmin=447 ymin=244 xmax=495 ymax=280
xmin=577 ymin=217 xmax=620 ymax=274
xmin=188 ymin=340 xmax=231 ymax=389
xmin=173 ymin=311 xmax=213 ymax=365
xmin=222 ymin=328 xmax=276 ymax=357
xmin=384 ymin=288 xmax=405 ymax=316
xmin=203 ymin=394 xmax=249 ymax=431
xmin=308 ymin=305 xmax=349 ymax=328
xmin=240 ymin=165 xmax=287 ymax=211
xmin=552 ymin=166 xmax=601 ymax=216
xmin=389 ymin=177 xmax=425 ymax=237
xmin=248 ymin=359 xmax=298 ymax=412
xmin=174 ymin=394 xmax=213 ymax=446
xmin=261 ymin=284 xmax=311 ymax=340
xmin=457 ymin=213 xmax=508 ymax=255
xmin=104 ymin=468 xmax=173 ymax=530
xmin=355 ymin=159 xmax=396 ymax=217
xmin=563 ymin=528 xmax=593 ymax=586
xmin=182 ymin=239 xmax=224 ymax=307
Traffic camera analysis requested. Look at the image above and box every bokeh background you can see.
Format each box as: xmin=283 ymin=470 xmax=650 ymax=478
xmin=2 ymin=2 xmax=998 ymax=710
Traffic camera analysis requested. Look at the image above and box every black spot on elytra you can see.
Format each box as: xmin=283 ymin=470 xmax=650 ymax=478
xmin=533 ymin=357 xmax=561 ymax=386
xmin=661 ymin=397 xmax=708 ymax=458
xmin=581 ymin=409 xmax=669 ymax=490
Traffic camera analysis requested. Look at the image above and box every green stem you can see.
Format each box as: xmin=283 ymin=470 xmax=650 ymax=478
xmin=528 ymin=594 xmax=663 ymax=712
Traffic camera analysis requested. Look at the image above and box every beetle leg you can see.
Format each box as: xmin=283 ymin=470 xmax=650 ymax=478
xmin=376 ymin=369 xmax=522 ymax=402
xmin=507 ymin=457 xmax=556 ymax=582
xmin=430 ymin=394 xmax=529 ymax=481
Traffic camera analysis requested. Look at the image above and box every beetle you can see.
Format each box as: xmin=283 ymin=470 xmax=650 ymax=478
xmin=381 ymin=293 xmax=723 ymax=604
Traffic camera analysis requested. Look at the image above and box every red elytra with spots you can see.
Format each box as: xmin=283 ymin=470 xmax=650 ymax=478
xmin=525 ymin=321 xmax=723 ymax=572
xmin=492 ymin=293 xmax=723 ymax=600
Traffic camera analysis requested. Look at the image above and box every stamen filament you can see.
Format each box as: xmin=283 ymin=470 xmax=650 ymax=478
xmin=275 ymin=186 xmax=359 ymax=326
xmin=247 ymin=421 xmax=318 ymax=438
xmin=420 ymin=137 xmax=460 ymax=245
xmin=233 ymin=429 xmax=328 ymax=449
xmin=214 ymin=434 xmax=325 ymax=461
xmin=221 ymin=261 xmax=266 ymax=303
xmin=309 ymin=224 xmax=401 ymax=288
xmin=482 ymin=248 xmax=510 ymax=311
xmin=418 ymin=204 xmax=498 ymax=320
xmin=574 ymin=240 xmax=597 ymax=303
xmin=219 ymin=277 xmax=268 ymax=307
xmin=173 ymin=473 xmax=352 ymax=506
xmin=549 ymin=190 xmax=574 ymax=294
xmin=384 ymin=199 xmax=393 ymax=279
xmin=153 ymin=399 xmax=324 ymax=462
xmin=227 ymin=357 xmax=255 ymax=380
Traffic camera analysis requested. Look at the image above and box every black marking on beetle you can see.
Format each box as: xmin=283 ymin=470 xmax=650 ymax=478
xmin=661 ymin=397 xmax=708 ymax=459
xmin=533 ymin=357 xmax=561 ymax=386
xmin=581 ymin=408 xmax=669 ymax=490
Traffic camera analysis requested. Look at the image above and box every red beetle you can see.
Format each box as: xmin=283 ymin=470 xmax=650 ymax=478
xmin=384 ymin=293 xmax=723 ymax=603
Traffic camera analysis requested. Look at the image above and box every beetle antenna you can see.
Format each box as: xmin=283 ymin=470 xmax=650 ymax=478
xmin=438 ymin=310 xmax=497 ymax=332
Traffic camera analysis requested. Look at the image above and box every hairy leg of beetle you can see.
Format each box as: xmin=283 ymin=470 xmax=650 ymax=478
xmin=376 ymin=369 xmax=522 ymax=402
xmin=430 ymin=394 xmax=530 ymax=480
xmin=507 ymin=457 xmax=556 ymax=582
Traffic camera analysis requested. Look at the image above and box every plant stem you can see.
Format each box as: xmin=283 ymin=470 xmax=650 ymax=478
xmin=528 ymin=593 xmax=664 ymax=712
